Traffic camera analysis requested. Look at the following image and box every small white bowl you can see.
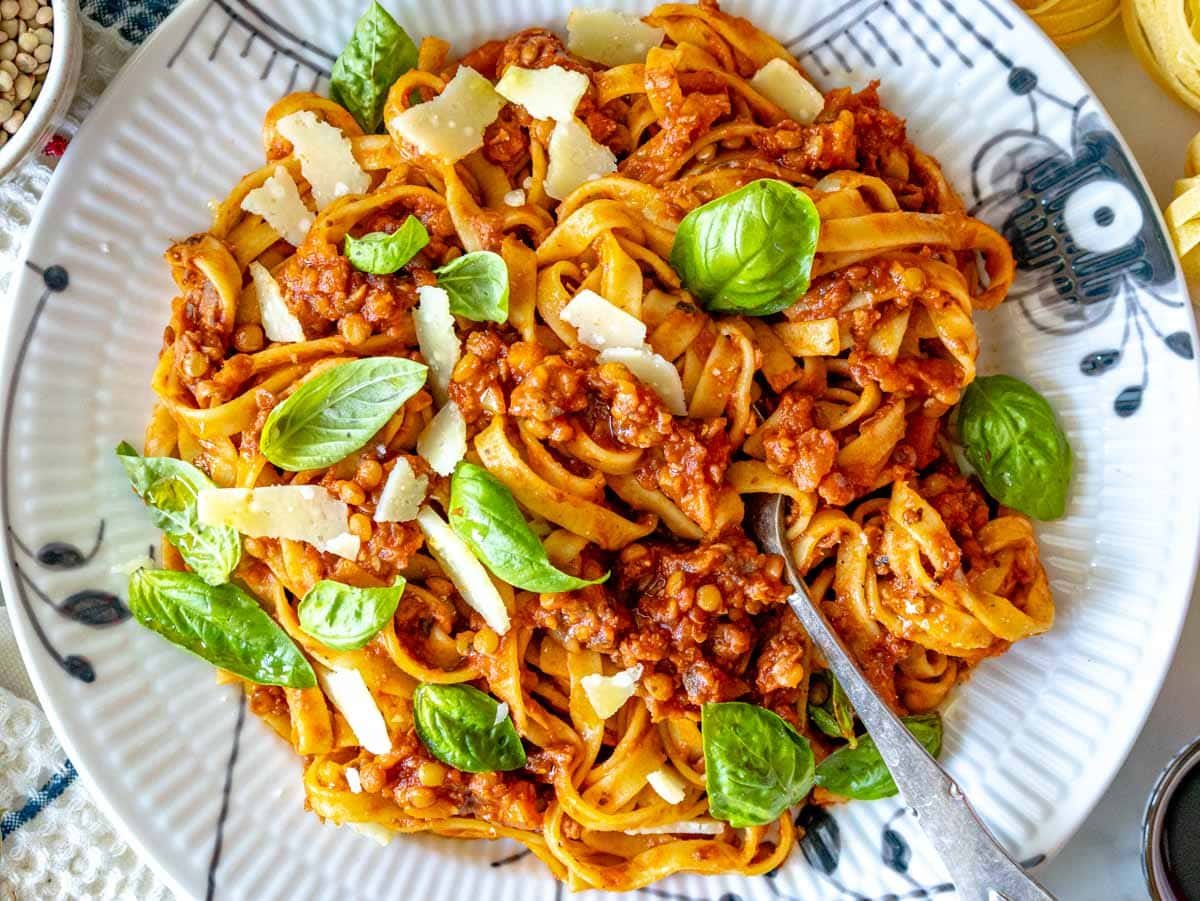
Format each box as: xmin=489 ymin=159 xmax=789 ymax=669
xmin=0 ymin=0 xmax=81 ymax=181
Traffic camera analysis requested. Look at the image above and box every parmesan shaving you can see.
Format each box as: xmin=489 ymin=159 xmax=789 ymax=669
xmin=417 ymin=401 xmax=467 ymax=477
xmin=597 ymin=346 xmax=687 ymax=416
xmin=414 ymin=285 xmax=460 ymax=405
xmin=495 ymin=65 xmax=589 ymax=121
xmin=346 ymin=822 xmax=394 ymax=845
xmin=545 ymin=117 xmax=617 ymax=200
xmin=197 ymin=485 xmax=360 ymax=560
xmin=416 ymin=506 xmax=511 ymax=635
xmin=625 ymin=820 xmax=725 ymax=836
xmin=567 ymin=9 xmax=666 ymax=67
xmin=560 ymin=289 xmax=646 ymax=350
xmin=240 ymin=165 xmax=312 ymax=246
xmin=646 ymin=767 xmax=688 ymax=805
xmin=249 ymin=262 xmax=305 ymax=343
xmin=494 ymin=701 xmax=510 ymax=725
xmin=749 ymin=58 xmax=825 ymax=125
xmin=581 ymin=664 xmax=643 ymax=719
xmin=345 ymin=767 xmax=362 ymax=794
xmin=374 ymin=457 xmax=428 ymax=524
xmin=275 ymin=110 xmax=370 ymax=210
xmin=319 ymin=667 xmax=393 ymax=754
xmin=391 ymin=67 xmax=505 ymax=162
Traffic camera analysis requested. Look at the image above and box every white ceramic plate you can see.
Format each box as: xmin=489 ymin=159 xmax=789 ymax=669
xmin=3 ymin=1 xmax=1199 ymax=899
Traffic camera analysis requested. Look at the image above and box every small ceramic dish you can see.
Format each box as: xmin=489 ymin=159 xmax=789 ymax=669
xmin=0 ymin=0 xmax=80 ymax=181
xmin=1144 ymin=734 xmax=1200 ymax=900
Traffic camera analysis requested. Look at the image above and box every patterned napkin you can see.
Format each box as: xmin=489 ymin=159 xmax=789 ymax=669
xmin=0 ymin=3 xmax=179 ymax=898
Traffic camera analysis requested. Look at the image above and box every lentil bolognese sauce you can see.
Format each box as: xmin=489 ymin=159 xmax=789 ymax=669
xmin=117 ymin=0 xmax=1072 ymax=890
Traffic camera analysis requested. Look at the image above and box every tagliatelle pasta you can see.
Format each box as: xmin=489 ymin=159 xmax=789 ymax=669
xmin=1123 ymin=0 xmax=1200 ymax=112
xmin=125 ymin=2 xmax=1060 ymax=891
xmin=1016 ymin=0 xmax=1121 ymax=46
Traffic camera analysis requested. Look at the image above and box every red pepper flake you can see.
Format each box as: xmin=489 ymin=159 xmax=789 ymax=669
xmin=42 ymin=134 xmax=69 ymax=158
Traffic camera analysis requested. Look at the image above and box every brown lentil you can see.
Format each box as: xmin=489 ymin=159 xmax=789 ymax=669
xmin=348 ymin=513 xmax=373 ymax=542
xmin=335 ymin=479 xmax=366 ymax=506
xmin=473 ymin=628 xmax=499 ymax=655
xmin=417 ymin=762 xmax=446 ymax=787
xmin=355 ymin=458 xmax=383 ymax=490
xmin=232 ymin=323 xmax=265 ymax=353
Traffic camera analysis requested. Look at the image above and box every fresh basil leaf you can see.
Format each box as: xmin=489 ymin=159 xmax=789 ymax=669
xmin=702 ymin=701 xmax=815 ymax=827
xmin=956 ymin=375 xmax=1072 ymax=520
xmin=412 ymin=682 xmax=526 ymax=773
xmin=448 ymin=462 xmax=606 ymax=592
xmin=128 ymin=568 xmax=315 ymax=688
xmin=261 ymin=356 xmax=428 ymax=471
xmin=669 ymin=178 xmax=820 ymax=316
xmin=434 ymin=251 xmax=509 ymax=323
xmin=344 ymin=215 xmax=430 ymax=274
xmin=115 ymin=442 xmax=241 ymax=586
xmin=298 ymin=578 xmax=405 ymax=650
xmin=330 ymin=1 xmax=418 ymax=133
xmin=807 ymin=670 xmax=857 ymax=747
xmin=814 ymin=713 xmax=943 ymax=801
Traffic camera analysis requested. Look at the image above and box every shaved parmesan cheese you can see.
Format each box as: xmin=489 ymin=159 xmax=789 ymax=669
xmin=598 ymin=346 xmax=687 ymax=416
xmin=391 ymin=67 xmax=505 ymax=162
xmin=495 ymin=65 xmax=589 ymax=122
xmin=561 ymin=289 xmax=646 ymax=350
xmin=241 ymin=165 xmax=313 ymax=246
xmin=319 ymin=667 xmax=393 ymax=754
xmin=346 ymin=822 xmax=394 ymax=845
xmin=503 ymin=189 xmax=526 ymax=207
xmin=414 ymin=285 xmax=460 ymax=405
xmin=626 ymin=820 xmax=725 ymax=836
xmin=345 ymin=767 xmax=362 ymax=794
xmin=275 ymin=110 xmax=370 ymax=210
xmin=112 ymin=556 xmax=157 ymax=577
xmin=374 ymin=457 xmax=428 ymax=524
xmin=646 ymin=767 xmax=688 ymax=805
xmin=545 ymin=117 xmax=617 ymax=200
xmin=750 ymin=58 xmax=825 ymax=125
xmin=249 ymin=262 xmax=305 ymax=343
xmin=581 ymin=663 xmax=643 ymax=719
xmin=417 ymin=401 xmax=467 ymax=477
xmin=197 ymin=485 xmax=360 ymax=560
xmin=567 ymin=9 xmax=665 ymax=67
xmin=416 ymin=506 xmax=511 ymax=635
xmin=494 ymin=701 xmax=510 ymax=725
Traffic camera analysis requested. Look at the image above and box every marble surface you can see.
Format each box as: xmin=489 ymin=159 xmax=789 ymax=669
xmin=1040 ymin=24 xmax=1200 ymax=900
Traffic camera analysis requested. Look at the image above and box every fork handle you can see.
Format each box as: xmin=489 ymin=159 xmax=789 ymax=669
xmin=782 ymin=585 xmax=1056 ymax=901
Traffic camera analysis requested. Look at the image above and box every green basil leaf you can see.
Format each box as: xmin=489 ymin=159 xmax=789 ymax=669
xmin=702 ymin=701 xmax=815 ymax=827
xmin=330 ymin=1 xmax=418 ymax=133
xmin=814 ymin=713 xmax=943 ymax=801
xmin=115 ymin=442 xmax=241 ymax=586
xmin=298 ymin=578 xmax=405 ymax=650
xmin=412 ymin=682 xmax=526 ymax=773
xmin=956 ymin=375 xmax=1072 ymax=520
xmin=807 ymin=670 xmax=857 ymax=747
xmin=261 ymin=356 xmax=428 ymax=471
xmin=669 ymin=178 xmax=820 ymax=316
xmin=434 ymin=251 xmax=509 ymax=323
xmin=448 ymin=462 xmax=606 ymax=592
xmin=344 ymin=215 xmax=430 ymax=274
xmin=128 ymin=568 xmax=315 ymax=688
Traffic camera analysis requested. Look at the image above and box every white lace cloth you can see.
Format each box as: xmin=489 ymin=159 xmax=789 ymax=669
xmin=0 ymin=14 xmax=175 ymax=901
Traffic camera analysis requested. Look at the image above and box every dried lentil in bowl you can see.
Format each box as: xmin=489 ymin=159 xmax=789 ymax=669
xmin=0 ymin=0 xmax=52 ymax=143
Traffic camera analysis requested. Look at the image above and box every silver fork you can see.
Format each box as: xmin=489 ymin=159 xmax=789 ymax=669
xmin=751 ymin=493 xmax=1057 ymax=901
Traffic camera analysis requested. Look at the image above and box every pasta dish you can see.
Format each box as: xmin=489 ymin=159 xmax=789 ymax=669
xmin=118 ymin=1 xmax=1072 ymax=891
